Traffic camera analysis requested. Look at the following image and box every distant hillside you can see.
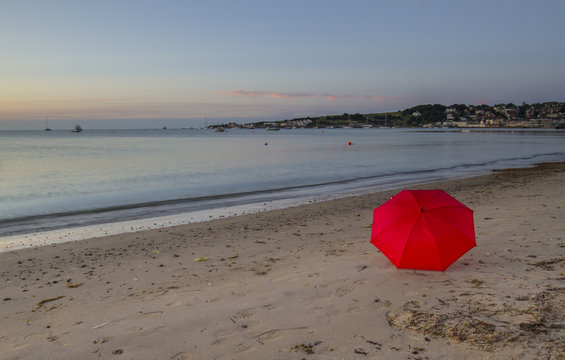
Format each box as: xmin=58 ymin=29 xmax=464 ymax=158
xmin=212 ymin=102 xmax=565 ymax=129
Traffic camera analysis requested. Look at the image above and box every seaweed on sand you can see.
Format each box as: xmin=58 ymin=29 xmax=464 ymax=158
xmin=386 ymin=288 xmax=565 ymax=357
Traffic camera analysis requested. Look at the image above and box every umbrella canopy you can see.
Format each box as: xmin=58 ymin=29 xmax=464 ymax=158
xmin=371 ymin=189 xmax=475 ymax=271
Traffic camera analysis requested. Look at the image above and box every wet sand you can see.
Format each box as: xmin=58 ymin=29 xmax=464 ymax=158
xmin=1 ymin=162 xmax=564 ymax=359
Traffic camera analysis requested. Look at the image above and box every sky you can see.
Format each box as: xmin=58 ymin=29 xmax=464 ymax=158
xmin=1 ymin=0 xmax=564 ymax=129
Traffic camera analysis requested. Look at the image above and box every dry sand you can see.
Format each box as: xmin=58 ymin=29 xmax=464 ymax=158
xmin=1 ymin=162 xmax=564 ymax=360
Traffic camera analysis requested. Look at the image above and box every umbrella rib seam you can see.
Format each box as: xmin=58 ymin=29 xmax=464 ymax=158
xmin=427 ymin=214 xmax=476 ymax=269
xmin=425 ymin=204 xmax=473 ymax=212
xmin=396 ymin=215 xmax=421 ymax=269
xmin=372 ymin=212 xmax=417 ymax=240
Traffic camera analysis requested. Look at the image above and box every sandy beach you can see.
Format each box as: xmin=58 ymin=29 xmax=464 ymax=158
xmin=1 ymin=162 xmax=564 ymax=360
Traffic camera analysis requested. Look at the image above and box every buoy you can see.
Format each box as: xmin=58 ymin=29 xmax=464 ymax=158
xmin=348 ymin=141 xmax=352 ymax=146
xmin=264 ymin=142 xmax=268 ymax=146
xmin=322 ymin=130 xmax=324 ymax=134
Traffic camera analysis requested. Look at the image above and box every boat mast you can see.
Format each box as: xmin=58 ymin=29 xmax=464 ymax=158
xmin=44 ymin=114 xmax=52 ymax=131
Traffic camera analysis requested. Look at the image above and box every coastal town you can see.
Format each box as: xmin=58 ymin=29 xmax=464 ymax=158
xmin=211 ymin=101 xmax=565 ymax=130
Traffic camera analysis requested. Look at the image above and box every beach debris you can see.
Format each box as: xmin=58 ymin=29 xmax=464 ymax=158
xmin=357 ymin=264 xmax=368 ymax=272
xmin=410 ymin=345 xmax=426 ymax=353
xmin=386 ymin=309 xmax=509 ymax=345
xmin=194 ymin=257 xmax=209 ymax=262
xmin=354 ymin=347 xmax=368 ymax=355
xmin=33 ymin=295 xmax=65 ymax=311
xmin=46 ymin=303 xmax=61 ymax=311
xmin=374 ymin=298 xmax=391 ymax=307
xmin=529 ymin=257 xmax=564 ymax=270
xmin=250 ymin=264 xmax=271 ymax=275
xmin=93 ymin=321 xmax=111 ymax=329
xmin=470 ymin=278 xmax=484 ymax=287
xmin=66 ymin=282 xmax=83 ymax=288
xmin=361 ymin=335 xmax=382 ymax=349
xmin=228 ymin=253 xmax=239 ymax=259
xmin=292 ymin=341 xmax=322 ymax=354
xmin=519 ymin=321 xmax=546 ymax=333
xmin=170 ymin=352 xmax=191 ymax=360
xmin=112 ymin=349 xmax=123 ymax=355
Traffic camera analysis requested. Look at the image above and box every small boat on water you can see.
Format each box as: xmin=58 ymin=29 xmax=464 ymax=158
xmin=71 ymin=125 xmax=83 ymax=133
xmin=44 ymin=115 xmax=52 ymax=131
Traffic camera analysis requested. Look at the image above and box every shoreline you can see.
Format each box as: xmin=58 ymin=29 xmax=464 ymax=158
xmin=1 ymin=162 xmax=564 ymax=359
xmin=1 ymin=158 xmax=555 ymax=253
xmin=0 ymin=166 xmax=491 ymax=252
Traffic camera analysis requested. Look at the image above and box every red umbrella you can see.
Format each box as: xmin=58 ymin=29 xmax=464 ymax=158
xmin=371 ymin=189 xmax=475 ymax=271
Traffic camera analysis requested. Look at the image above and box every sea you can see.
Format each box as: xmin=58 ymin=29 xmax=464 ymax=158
xmin=1 ymin=127 xmax=564 ymax=251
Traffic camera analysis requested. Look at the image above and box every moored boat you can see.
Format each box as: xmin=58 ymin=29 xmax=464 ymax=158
xmin=44 ymin=115 xmax=52 ymax=131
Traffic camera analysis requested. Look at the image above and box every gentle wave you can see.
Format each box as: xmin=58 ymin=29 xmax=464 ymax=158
xmin=2 ymin=150 xmax=564 ymax=237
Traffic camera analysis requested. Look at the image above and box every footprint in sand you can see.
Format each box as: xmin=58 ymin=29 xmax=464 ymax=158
xmin=232 ymin=308 xmax=256 ymax=319
xmin=335 ymin=287 xmax=352 ymax=297
xmin=256 ymin=326 xmax=312 ymax=343
xmin=325 ymin=303 xmax=362 ymax=316
xmin=403 ymin=300 xmax=424 ymax=310
xmin=214 ymin=343 xmax=254 ymax=360
xmin=373 ymin=297 xmax=392 ymax=308
xmin=211 ymin=327 xmax=234 ymax=340
xmin=263 ymin=303 xmax=279 ymax=311
xmin=307 ymin=306 xmax=325 ymax=315
xmin=105 ymin=310 xmax=165 ymax=328
xmin=210 ymin=318 xmax=261 ymax=346
xmin=237 ymin=320 xmax=260 ymax=332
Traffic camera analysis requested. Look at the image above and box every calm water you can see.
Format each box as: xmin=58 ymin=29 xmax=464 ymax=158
xmin=1 ymin=128 xmax=565 ymax=244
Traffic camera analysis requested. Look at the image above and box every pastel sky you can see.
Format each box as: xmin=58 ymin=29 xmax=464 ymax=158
xmin=1 ymin=0 xmax=564 ymax=129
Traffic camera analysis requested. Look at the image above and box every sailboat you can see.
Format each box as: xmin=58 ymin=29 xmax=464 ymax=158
xmin=44 ymin=115 xmax=52 ymax=131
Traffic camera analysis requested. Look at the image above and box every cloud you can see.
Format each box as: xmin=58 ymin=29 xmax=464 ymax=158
xmin=364 ymin=96 xmax=401 ymax=102
xmin=213 ymin=90 xmax=315 ymax=99
xmin=215 ymin=90 xmax=398 ymax=102
xmin=322 ymin=94 xmax=354 ymax=101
